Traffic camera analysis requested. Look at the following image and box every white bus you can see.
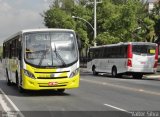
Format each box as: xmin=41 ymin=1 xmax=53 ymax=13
xmin=3 ymin=28 xmax=80 ymax=93
xmin=87 ymin=42 xmax=158 ymax=79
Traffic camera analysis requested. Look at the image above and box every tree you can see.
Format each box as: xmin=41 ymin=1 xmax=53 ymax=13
xmin=43 ymin=0 xmax=92 ymax=48
xmin=43 ymin=0 xmax=150 ymax=47
xmin=150 ymin=1 xmax=160 ymax=42
xmin=95 ymin=0 xmax=147 ymax=45
xmin=43 ymin=7 xmax=75 ymax=29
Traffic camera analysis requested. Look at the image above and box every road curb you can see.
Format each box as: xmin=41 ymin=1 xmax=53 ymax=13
xmin=143 ymin=75 xmax=160 ymax=79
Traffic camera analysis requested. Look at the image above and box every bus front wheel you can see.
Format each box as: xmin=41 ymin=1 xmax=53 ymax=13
xmin=112 ymin=67 xmax=118 ymax=78
xmin=92 ymin=66 xmax=98 ymax=75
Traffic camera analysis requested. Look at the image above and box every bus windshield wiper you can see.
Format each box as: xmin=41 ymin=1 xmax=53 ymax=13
xmin=53 ymin=43 xmax=66 ymax=67
xmin=38 ymin=49 xmax=49 ymax=66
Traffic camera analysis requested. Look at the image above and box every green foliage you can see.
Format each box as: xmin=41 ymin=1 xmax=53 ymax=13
xmin=96 ymin=0 xmax=146 ymax=45
xmin=150 ymin=1 xmax=160 ymax=41
xmin=96 ymin=32 xmax=120 ymax=45
xmin=42 ymin=0 xmax=159 ymax=47
xmin=76 ymin=28 xmax=89 ymax=47
xmin=43 ymin=8 xmax=75 ymax=29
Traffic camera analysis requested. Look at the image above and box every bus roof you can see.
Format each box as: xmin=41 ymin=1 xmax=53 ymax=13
xmin=90 ymin=42 xmax=157 ymax=49
xmin=3 ymin=28 xmax=75 ymax=43
xmin=20 ymin=28 xmax=75 ymax=33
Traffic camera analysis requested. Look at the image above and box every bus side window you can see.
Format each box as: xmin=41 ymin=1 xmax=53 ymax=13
xmin=99 ymin=47 xmax=104 ymax=58
xmin=117 ymin=46 xmax=121 ymax=58
xmin=12 ymin=40 xmax=16 ymax=57
xmin=124 ymin=46 xmax=128 ymax=58
xmin=107 ymin=47 xmax=111 ymax=58
xmin=95 ymin=49 xmax=99 ymax=58
xmin=3 ymin=44 xmax=5 ymax=59
xmin=111 ymin=47 xmax=117 ymax=58
xmin=87 ymin=51 xmax=93 ymax=62
xmin=120 ymin=46 xmax=127 ymax=58
xmin=5 ymin=43 xmax=9 ymax=58
xmin=18 ymin=39 xmax=22 ymax=60
xmin=103 ymin=47 xmax=107 ymax=58
xmin=9 ymin=43 xmax=12 ymax=59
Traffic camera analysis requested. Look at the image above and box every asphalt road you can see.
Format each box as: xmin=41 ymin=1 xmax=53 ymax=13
xmin=0 ymin=66 xmax=160 ymax=117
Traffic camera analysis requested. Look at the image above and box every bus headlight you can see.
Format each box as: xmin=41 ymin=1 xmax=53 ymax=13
xmin=69 ymin=68 xmax=79 ymax=78
xmin=24 ymin=69 xmax=35 ymax=79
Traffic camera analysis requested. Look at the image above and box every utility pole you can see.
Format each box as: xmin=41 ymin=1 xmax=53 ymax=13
xmin=94 ymin=0 xmax=97 ymax=46
xmin=77 ymin=0 xmax=102 ymax=46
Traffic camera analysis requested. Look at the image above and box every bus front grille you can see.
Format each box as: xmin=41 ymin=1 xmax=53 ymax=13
xmin=39 ymin=85 xmax=67 ymax=87
xmin=35 ymin=71 xmax=70 ymax=73
xmin=37 ymin=76 xmax=68 ymax=79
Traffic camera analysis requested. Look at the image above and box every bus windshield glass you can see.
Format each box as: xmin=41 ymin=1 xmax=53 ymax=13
xmin=25 ymin=32 xmax=78 ymax=67
xmin=132 ymin=45 xmax=156 ymax=55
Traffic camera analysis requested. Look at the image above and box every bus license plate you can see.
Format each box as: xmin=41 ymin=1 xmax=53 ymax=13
xmin=141 ymin=62 xmax=146 ymax=64
xmin=48 ymin=82 xmax=58 ymax=86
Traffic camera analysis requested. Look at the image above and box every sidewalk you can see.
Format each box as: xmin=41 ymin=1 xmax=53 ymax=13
xmin=144 ymin=72 xmax=160 ymax=79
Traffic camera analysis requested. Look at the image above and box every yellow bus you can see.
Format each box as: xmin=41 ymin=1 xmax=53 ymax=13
xmin=3 ymin=29 xmax=80 ymax=93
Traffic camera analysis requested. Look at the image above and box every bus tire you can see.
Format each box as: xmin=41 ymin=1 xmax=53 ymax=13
xmin=6 ymin=69 xmax=11 ymax=86
xmin=112 ymin=67 xmax=118 ymax=78
xmin=16 ymin=72 xmax=25 ymax=93
xmin=92 ymin=66 xmax=98 ymax=76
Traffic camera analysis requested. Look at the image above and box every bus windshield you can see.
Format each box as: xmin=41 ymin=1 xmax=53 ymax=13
xmin=132 ymin=45 xmax=156 ymax=55
xmin=25 ymin=32 xmax=78 ymax=67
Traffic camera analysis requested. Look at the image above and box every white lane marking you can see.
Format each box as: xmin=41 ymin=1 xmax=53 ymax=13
xmin=104 ymin=103 xmax=130 ymax=113
xmin=81 ymin=78 xmax=160 ymax=96
xmin=0 ymin=88 xmax=25 ymax=117
xmin=0 ymin=92 xmax=11 ymax=112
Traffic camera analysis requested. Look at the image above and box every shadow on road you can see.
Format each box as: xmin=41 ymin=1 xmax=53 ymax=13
xmin=0 ymin=80 xmax=71 ymax=97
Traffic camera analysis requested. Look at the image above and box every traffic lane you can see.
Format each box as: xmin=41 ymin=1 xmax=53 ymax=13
xmin=0 ymin=68 xmax=129 ymax=112
xmin=0 ymin=79 xmax=131 ymax=117
xmin=0 ymin=82 xmax=130 ymax=117
xmin=81 ymin=73 xmax=160 ymax=110
xmin=81 ymin=72 xmax=160 ymax=94
xmin=0 ymin=71 xmax=160 ymax=116
xmin=1 ymin=75 xmax=160 ymax=112
xmin=0 ymin=79 xmax=120 ymax=111
xmin=79 ymin=79 xmax=160 ymax=111
xmin=0 ymin=68 xmax=112 ymax=111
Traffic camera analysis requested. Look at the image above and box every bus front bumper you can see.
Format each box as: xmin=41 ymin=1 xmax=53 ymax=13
xmin=21 ymin=74 xmax=80 ymax=90
xmin=127 ymin=67 xmax=157 ymax=74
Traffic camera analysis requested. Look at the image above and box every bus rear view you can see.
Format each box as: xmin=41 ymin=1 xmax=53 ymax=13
xmin=127 ymin=42 xmax=158 ymax=78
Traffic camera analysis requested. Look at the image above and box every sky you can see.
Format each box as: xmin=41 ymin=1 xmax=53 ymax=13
xmin=0 ymin=0 xmax=154 ymax=45
xmin=0 ymin=0 xmax=51 ymax=45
